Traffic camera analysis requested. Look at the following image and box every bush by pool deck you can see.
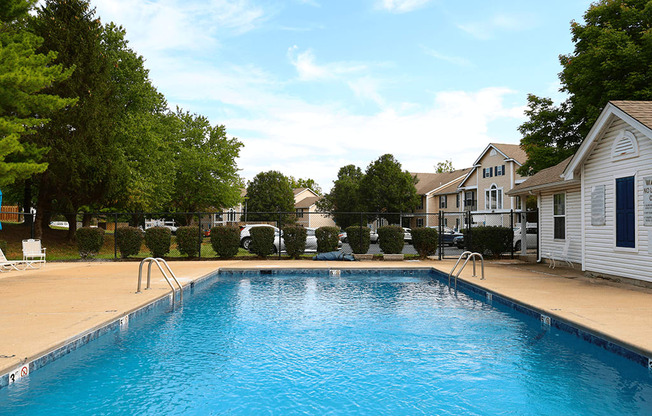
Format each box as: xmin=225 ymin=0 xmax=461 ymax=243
xmin=1 ymin=259 xmax=651 ymax=381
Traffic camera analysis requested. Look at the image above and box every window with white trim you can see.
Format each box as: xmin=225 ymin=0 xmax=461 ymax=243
xmin=485 ymin=185 xmax=502 ymax=210
xmin=227 ymin=208 xmax=236 ymax=223
xmin=440 ymin=195 xmax=448 ymax=209
xmin=296 ymin=208 xmax=304 ymax=218
xmin=494 ymin=165 xmax=505 ymax=176
xmin=553 ymin=193 xmax=565 ymax=239
xmin=483 ymin=167 xmax=493 ymax=178
xmin=416 ymin=218 xmax=424 ymax=227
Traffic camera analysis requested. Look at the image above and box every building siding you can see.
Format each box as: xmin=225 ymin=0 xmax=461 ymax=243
xmin=582 ymin=118 xmax=652 ymax=282
xmin=539 ymin=186 xmax=582 ymax=264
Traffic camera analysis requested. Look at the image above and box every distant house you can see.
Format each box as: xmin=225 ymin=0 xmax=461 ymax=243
xmin=408 ymin=169 xmax=471 ymax=229
xmin=458 ymin=143 xmax=528 ymax=226
xmin=293 ymin=188 xmax=336 ymax=228
xmin=508 ymin=101 xmax=652 ymax=284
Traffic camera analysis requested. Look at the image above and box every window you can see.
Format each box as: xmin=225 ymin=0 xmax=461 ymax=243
xmin=494 ymin=165 xmax=505 ymax=176
xmin=464 ymin=190 xmax=476 ymax=210
xmin=515 ymin=195 xmax=522 ymax=210
xmin=485 ymin=185 xmax=502 ymax=210
xmin=296 ymin=208 xmax=304 ymax=218
xmin=616 ymin=176 xmax=635 ymax=248
xmin=456 ymin=193 xmax=460 ymax=208
xmin=416 ymin=196 xmax=423 ymax=210
xmin=416 ymin=218 xmax=424 ymax=227
xmin=440 ymin=195 xmax=448 ymax=209
xmin=483 ymin=167 xmax=493 ymax=178
xmin=227 ymin=209 xmax=236 ymax=223
xmin=553 ymin=193 xmax=565 ymax=240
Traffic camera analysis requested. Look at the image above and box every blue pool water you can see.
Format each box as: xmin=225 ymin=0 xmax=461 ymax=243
xmin=1 ymin=271 xmax=651 ymax=415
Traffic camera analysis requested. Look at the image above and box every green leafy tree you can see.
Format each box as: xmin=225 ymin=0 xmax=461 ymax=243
xmin=246 ymin=170 xmax=295 ymax=223
xmin=434 ymin=159 xmax=454 ymax=173
xmin=360 ymin=154 xmax=419 ymax=223
xmin=168 ymin=109 xmax=243 ymax=217
xmin=317 ymin=164 xmax=365 ymax=229
xmin=519 ymin=0 xmax=652 ymax=175
xmin=0 ymin=0 xmax=74 ymax=188
xmin=289 ymin=177 xmax=322 ymax=195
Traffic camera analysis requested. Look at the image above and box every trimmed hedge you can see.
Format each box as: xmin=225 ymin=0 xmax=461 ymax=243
xmin=282 ymin=226 xmax=307 ymax=259
xmin=411 ymin=227 xmax=438 ymax=258
xmin=115 ymin=226 xmax=143 ymax=258
xmin=464 ymin=226 xmax=513 ymax=258
xmin=210 ymin=226 xmax=240 ymax=258
xmin=76 ymin=227 xmax=105 ymax=259
xmin=176 ymin=226 xmax=200 ymax=258
xmin=345 ymin=226 xmax=370 ymax=254
xmin=315 ymin=226 xmax=339 ymax=253
xmin=377 ymin=225 xmax=404 ymax=254
xmin=249 ymin=226 xmax=275 ymax=258
xmin=145 ymin=226 xmax=171 ymax=258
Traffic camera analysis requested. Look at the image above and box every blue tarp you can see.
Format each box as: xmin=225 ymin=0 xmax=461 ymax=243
xmin=312 ymin=251 xmax=355 ymax=261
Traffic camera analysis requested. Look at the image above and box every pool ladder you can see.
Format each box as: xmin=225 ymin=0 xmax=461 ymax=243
xmin=448 ymin=251 xmax=484 ymax=290
xmin=136 ymin=257 xmax=183 ymax=302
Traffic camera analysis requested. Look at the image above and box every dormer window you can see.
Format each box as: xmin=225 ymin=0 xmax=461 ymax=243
xmin=611 ymin=130 xmax=638 ymax=161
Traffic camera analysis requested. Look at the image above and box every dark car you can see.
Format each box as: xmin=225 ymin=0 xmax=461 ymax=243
xmin=453 ymin=235 xmax=464 ymax=249
xmin=440 ymin=227 xmax=463 ymax=246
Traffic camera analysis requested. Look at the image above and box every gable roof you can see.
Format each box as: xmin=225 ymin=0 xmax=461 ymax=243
xmin=411 ymin=168 xmax=471 ymax=195
xmin=506 ymin=156 xmax=575 ymax=195
xmin=295 ymin=196 xmax=321 ymax=209
xmin=563 ymin=101 xmax=652 ymax=180
xmin=459 ymin=143 xmax=527 ymax=188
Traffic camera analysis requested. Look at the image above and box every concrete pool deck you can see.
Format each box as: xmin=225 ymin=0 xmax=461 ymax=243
xmin=1 ymin=259 xmax=651 ymax=378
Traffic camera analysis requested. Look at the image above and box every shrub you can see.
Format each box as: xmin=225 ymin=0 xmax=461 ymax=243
xmin=315 ymin=226 xmax=339 ymax=252
xmin=145 ymin=226 xmax=171 ymax=258
xmin=176 ymin=226 xmax=200 ymax=258
xmin=411 ymin=227 xmax=438 ymax=258
xmin=210 ymin=226 xmax=240 ymax=258
xmin=249 ymin=226 xmax=275 ymax=258
xmin=464 ymin=226 xmax=513 ymax=258
xmin=115 ymin=226 xmax=143 ymax=258
xmin=282 ymin=226 xmax=307 ymax=259
xmin=345 ymin=226 xmax=370 ymax=254
xmin=76 ymin=227 xmax=105 ymax=259
xmin=377 ymin=225 xmax=404 ymax=254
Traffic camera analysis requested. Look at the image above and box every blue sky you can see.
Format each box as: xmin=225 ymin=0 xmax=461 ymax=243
xmin=92 ymin=0 xmax=593 ymax=191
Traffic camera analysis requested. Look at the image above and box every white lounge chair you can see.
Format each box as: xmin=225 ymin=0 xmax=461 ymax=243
xmin=0 ymin=248 xmax=28 ymax=271
xmin=22 ymin=239 xmax=46 ymax=268
xmin=547 ymin=239 xmax=573 ymax=269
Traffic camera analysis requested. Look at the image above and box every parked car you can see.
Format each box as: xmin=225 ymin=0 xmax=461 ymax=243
xmin=339 ymin=229 xmax=379 ymax=243
xmin=239 ymin=224 xmax=278 ymax=251
xmin=513 ymin=225 xmax=538 ymax=251
xmin=440 ymin=227 xmax=463 ymax=246
xmin=273 ymin=228 xmax=327 ymax=253
xmin=454 ymin=235 xmax=464 ymax=249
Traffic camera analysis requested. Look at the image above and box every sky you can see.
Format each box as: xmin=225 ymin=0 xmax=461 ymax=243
xmin=90 ymin=0 xmax=593 ymax=192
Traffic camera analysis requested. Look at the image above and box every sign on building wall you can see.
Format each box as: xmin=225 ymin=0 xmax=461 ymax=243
xmin=644 ymin=176 xmax=652 ymax=226
xmin=591 ymin=185 xmax=605 ymax=226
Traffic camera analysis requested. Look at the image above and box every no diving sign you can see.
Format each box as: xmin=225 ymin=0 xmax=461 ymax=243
xmin=9 ymin=364 xmax=29 ymax=384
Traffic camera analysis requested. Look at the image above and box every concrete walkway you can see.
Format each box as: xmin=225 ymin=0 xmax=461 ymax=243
xmin=0 ymin=259 xmax=651 ymax=377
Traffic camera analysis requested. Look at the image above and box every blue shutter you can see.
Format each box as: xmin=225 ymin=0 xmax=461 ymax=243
xmin=616 ymin=176 xmax=635 ymax=248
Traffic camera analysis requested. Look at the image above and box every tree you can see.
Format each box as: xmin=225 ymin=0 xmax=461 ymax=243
xmin=435 ymin=159 xmax=454 ymax=173
xmin=289 ymin=177 xmax=322 ymax=195
xmin=317 ymin=164 xmax=365 ymax=229
xmin=168 ymin=109 xmax=244 ymax=217
xmin=360 ymin=154 xmax=419 ymax=223
xmin=519 ymin=0 xmax=652 ymax=175
xmin=0 ymin=0 xmax=74 ymax=188
xmin=245 ymin=171 xmax=295 ymax=223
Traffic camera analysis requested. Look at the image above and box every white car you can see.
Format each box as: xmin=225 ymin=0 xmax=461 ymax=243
xmin=273 ymin=228 xmax=321 ymax=253
xmin=513 ymin=225 xmax=538 ymax=251
xmin=239 ymin=224 xmax=278 ymax=251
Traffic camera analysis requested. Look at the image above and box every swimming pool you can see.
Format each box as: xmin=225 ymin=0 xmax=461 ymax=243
xmin=1 ymin=269 xmax=651 ymax=415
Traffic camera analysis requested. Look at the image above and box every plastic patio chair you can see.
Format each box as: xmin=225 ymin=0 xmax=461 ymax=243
xmin=22 ymin=239 xmax=46 ymax=268
xmin=0 ymin=248 xmax=28 ymax=271
xmin=547 ymin=238 xmax=573 ymax=269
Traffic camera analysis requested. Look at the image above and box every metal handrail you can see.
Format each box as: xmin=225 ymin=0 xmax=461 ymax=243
xmin=136 ymin=257 xmax=183 ymax=302
xmin=448 ymin=251 xmax=485 ymax=290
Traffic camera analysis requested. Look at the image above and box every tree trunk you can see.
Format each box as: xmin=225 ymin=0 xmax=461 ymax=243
xmin=34 ymin=175 xmax=51 ymax=239
xmin=65 ymin=212 xmax=77 ymax=241
xmin=82 ymin=213 xmax=92 ymax=227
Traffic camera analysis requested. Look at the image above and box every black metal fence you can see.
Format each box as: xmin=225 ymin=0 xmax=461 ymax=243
xmin=0 ymin=209 xmax=538 ymax=260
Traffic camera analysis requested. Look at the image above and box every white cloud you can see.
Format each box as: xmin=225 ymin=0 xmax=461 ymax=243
xmin=458 ymin=13 xmax=534 ymax=40
xmin=287 ymin=46 xmax=367 ymax=81
xmin=421 ymin=46 xmax=472 ymax=67
xmin=377 ymin=0 xmax=434 ymax=13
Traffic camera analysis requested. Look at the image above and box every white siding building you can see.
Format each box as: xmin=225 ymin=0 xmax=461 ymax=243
xmin=510 ymin=101 xmax=652 ymax=284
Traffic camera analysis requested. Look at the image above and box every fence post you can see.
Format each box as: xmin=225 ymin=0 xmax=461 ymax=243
xmin=510 ymin=209 xmax=514 ymax=259
xmin=438 ymin=211 xmax=443 ymax=260
xmin=278 ymin=211 xmax=282 ymax=260
xmin=31 ymin=212 xmax=35 ymax=239
xmin=114 ymin=213 xmax=118 ymax=259
xmin=197 ymin=212 xmax=202 ymax=259
xmin=359 ymin=211 xmax=363 ymax=255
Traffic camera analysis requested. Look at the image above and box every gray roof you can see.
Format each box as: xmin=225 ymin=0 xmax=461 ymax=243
xmin=610 ymin=101 xmax=652 ymax=130
xmin=507 ymin=156 xmax=574 ymax=195
xmin=491 ymin=143 xmax=528 ymax=164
